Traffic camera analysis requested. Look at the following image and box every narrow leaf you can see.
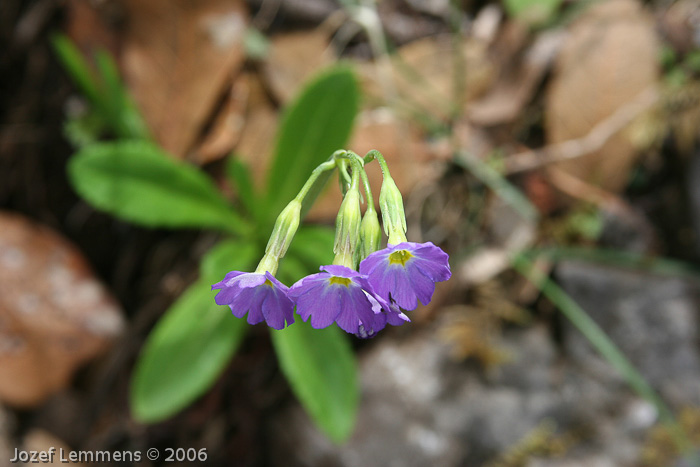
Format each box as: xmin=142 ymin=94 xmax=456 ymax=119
xmin=130 ymin=241 xmax=257 ymax=422
xmin=68 ymin=140 xmax=248 ymax=234
xmin=51 ymin=34 xmax=102 ymax=107
xmin=265 ymin=66 xmax=359 ymax=223
xmin=94 ymin=51 xmax=150 ymax=140
xmin=503 ymin=0 xmax=562 ymax=26
xmin=226 ymin=156 xmax=258 ymax=216
xmin=271 ymin=321 xmax=358 ymax=443
xmin=273 ymin=255 xmax=359 ymax=442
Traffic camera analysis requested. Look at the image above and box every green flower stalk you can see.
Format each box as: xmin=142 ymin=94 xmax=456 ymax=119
xmin=365 ymin=150 xmax=407 ymax=245
xmin=333 ymin=156 xmax=364 ymax=269
xmin=213 ymin=147 xmax=448 ymax=341
xmin=356 ymin=153 xmax=381 ymax=260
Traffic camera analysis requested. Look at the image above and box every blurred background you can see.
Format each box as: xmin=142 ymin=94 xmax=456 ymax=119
xmin=2 ymin=0 xmax=700 ymax=465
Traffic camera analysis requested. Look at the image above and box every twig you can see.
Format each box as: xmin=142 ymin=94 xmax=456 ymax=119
xmin=504 ymin=86 xmax=659 ymax=174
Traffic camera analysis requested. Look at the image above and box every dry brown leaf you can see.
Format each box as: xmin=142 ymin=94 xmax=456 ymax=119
xmin=0 ymin=213 xmax=124 ymax=407
xmin=358 ymin=35 xmax=494 ymax=121
xmin=545 ymin=0 xmax=659 ymax=192
xmin=262 ymin=29 xmax=335 ymax=104
xmin=389 ymin=35 xmax=455 ymax=120
xmin=193 ymin=73 xmax=250 ymax=165
xmin=122 ymin=0 xmax=248 ymax=160
xmin=234 ymin=72 xmax=279 ymax=187
xmin=65 ymin=0 xmax=120 ymax=57
xmin=659 ymin=0 xmax=700 ymax=55
xmin=468 ymin=29 xmax=563 ymax=126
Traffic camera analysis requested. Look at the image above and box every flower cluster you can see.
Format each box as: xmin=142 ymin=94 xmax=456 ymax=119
xmin=212 ymin=150 xmax=451 ymax=338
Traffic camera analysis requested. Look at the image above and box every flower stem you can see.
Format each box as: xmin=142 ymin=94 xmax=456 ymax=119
xmin=348 ymin=151 xmax=376 ymax=215
xmin=332 ymin=152 xmax=365 ymax=269
xmin=364 ymin=149 xmax=407 ymax=244
xmin=294 ymin=159 xmax=338 ymax=204
xmin=363 ymin=149 xmax=390 ymax=179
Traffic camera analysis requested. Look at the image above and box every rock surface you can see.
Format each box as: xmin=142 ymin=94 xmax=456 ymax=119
xmin=271 ymin=261 xmax=700 ymax=466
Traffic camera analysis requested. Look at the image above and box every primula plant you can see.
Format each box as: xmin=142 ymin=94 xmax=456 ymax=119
xmin=211 ymin=149 xmax=451 ymax=338
xmin=52 ymin=35 xmax=450 ymax=442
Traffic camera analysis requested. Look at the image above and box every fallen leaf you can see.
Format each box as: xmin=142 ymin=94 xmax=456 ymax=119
xmin=262 ymin=29 xmax=335 ymax=104
xmin=233 ymin=72 xmax=279 ymax=186
xmin=122 ymin=0 xmax=248 ymax=159
xmin=468 ymin=29 xmax=563 ymax=126
xmin=545 ymin=0 xmax=659 ymax=192
xmin=659 ymin=0 xmax=700 ymax=55
xmin=65 ymin=0 xmax=120 ymax=57
xmin=388 ymin=35 xmax=456 ymax=120
xmin=0 ymin=212 xmax=124 ymax=407
xmin=359 ymin=34 xmax=494 ymax=121
xmin=193 ymin=73 xmax=250 ymax=165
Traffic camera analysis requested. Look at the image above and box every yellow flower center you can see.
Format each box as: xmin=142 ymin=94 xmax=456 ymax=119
xmin=264 ymin=279 xmax=274 ymax=287
xmin=329 ymin=276 xmax=352 ymax=287
xmin=388 ymin=249 xmax=413 ymax=267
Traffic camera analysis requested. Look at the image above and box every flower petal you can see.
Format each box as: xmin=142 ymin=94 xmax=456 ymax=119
xmin=211 ymin=270 xmax=246 ymax=290
xmin=359 ymin=249 xmax=390 ymax=276
xmin=349 ymin=284 xmax=376 ymax=330
xmin=261 ymin=287 xmax=290 ymax=330
xmin=233 ymin=273 xmax=268 ymax=288
xmin=410 ymin=269 xmax=436 ymax=306
xmin=386 ymin=267 xmax=418 ymax=310
xmin=320 ymin=264 xmax=361 ymax=278
xmin=308 ymin=285 xmax=342 ymax=329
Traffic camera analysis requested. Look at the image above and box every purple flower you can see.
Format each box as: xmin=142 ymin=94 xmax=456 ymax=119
xmin=289 ymin=265 xmax=407 ymax=337
xmin=357 ymin=291 xmax=410 ymax=339
xmin=359 ymin=242 xmax=451 ymax=311
xmin=212 ymin=271 xmax=294 ymax=330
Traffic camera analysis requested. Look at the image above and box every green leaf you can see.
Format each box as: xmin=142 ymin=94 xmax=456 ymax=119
xmin=130 ymin=279 xmax=246 ymax=423
xmin=52 ymin=34 xmax=149 ymax=140
xmin=226 ymin=156 xmax=258 ymax=217
xmin=273 ymin=255 xmax=359 ymax=442
xmin=68 ymin=140 xmax=248 ymax=234
xmin=94 ymin=51 xmax=150 ymax=140
xmin=130 ymin=241 xmax=257 ymax=423
xmin=52 ymin=34 xmax=102 ymax=107
xmin=271 ymin=319 xmax=358 ymax=443
xmin=63 ymin=111 xmax=106 ymax=148
xmin=502 ymin=0 xmax=562 ymax=26
xmin=265 ymin=66 xmax=359 ymax=224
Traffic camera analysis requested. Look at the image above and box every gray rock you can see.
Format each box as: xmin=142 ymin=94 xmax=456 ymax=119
xmin=271 ymin=263 xmax=700 ymax=466
xmin=272 ymin=326 xmax=578 ymax=466
xmin=556 ymin=260 xmax=700 ymax=407
xmin=599 ymin=205 xmax=657 ymax=253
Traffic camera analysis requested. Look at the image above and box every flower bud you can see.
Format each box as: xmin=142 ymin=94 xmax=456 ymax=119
xmin=265 ymin=199 xmax=301 ymax=259
xmin=358 ymin=209 xmax=382 ymax=260
xmin=378 ymin=176 xmax=407 ymax=244
xmin=333 ymin=187 xmax=362 ymax=268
